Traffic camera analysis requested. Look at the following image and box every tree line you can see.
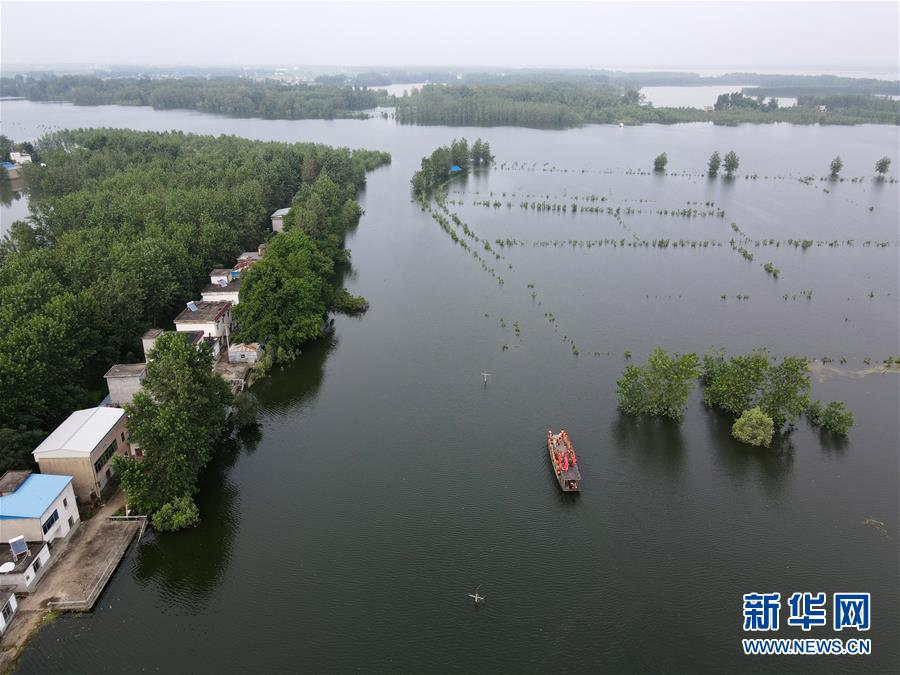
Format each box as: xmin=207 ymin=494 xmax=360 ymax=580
xmin=0 ymin=75 xmax=390 ymax=120
xmin=0 ymin=129 xmax=389 ymax=480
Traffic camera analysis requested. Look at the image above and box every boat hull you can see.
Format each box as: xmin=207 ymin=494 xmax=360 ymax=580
xmin=548 ymin=431 xmax=581 ymax=492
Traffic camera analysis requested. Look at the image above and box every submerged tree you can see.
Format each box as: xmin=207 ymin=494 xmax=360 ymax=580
xmin=707 ymin=151 xmax=721 ymax=177
xmin=653 ymin=152 xmax=668 ymax=173
xmin=732 ymin=407 xmax=774 ymax=447
xmin=829 ymin=156 xmax=843 ymax=179
xmin=616 ymin=348 xmax=700 ymax=421
xmin=875 ymin=156 xmax=891 ymax=178
xmin=807 ymin=400 xmax=854 ymax=436
xmin=723 ymin=150 xmax=740 ymax=178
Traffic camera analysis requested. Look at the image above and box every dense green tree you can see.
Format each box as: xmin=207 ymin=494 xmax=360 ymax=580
xmin=723 ymin=151 xmax=740 ymax=177
xmin=707 ymin=151 xmax=721 ymax=177
xmin=702 ymin=349 xmax=810 ymax=431
xmin=875 ymin=156 xmax=891 ymax=177
xmin=116 ymin=332 xmax=232 ymax=521
xmin=450 ymin=138 xmax=470 ymax=171
xmin=471 ymin=138 xmax=494 ymax=165
xmin=616 ymin=348 xmax=700 ymax=421
xmin=829 ymin=156 xmax=843 ymax=178
xmin=232 ymin=229 xmax=334 ymax=355
xmin=731 ymin=407 xmax=775 ymax=447
xmin=807 ymin=400 xmax=854 ymax=436
xmin=653 ymin=153 xmax=668 ymax=172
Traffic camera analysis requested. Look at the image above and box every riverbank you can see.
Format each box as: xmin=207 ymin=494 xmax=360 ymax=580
xmin=0 ymin=490 xmax=139 ymax=674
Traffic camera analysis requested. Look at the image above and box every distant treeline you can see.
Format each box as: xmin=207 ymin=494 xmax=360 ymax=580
xmin=0 ymin=75 xmax=389 ymax=120
xmin=5 ymin=75 xmax=897 ymax=128
xmin=0 ymin=128 xmax=389 ymax=472
xmin=393 ymin=83 xmax=900 ymax=128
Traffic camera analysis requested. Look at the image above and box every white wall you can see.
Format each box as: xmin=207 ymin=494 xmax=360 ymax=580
xmin=0 ymin=593 xmax=18 ymax=633
xmin=38 ymin=481 xmax=80 ymax=542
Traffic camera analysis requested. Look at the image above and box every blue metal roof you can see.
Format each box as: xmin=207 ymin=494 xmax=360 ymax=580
xmin=450 ymin=165 xmax=462 ymax=173
xmin=1 ymin=162 xmax=15 ymax=170
xmin=0 ymin=474 xmax=72 ymax=519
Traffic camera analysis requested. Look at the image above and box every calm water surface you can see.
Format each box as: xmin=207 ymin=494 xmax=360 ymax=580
xmin=2 ymin=101 xmax=898 ymax=673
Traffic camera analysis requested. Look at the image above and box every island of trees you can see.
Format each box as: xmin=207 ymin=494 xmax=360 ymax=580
xmin=411 ymin=138 xmax=493 ymax=197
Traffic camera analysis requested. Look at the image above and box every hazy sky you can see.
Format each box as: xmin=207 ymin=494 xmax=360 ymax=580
xmin=2 ymin=1 xmax=898 ymax=72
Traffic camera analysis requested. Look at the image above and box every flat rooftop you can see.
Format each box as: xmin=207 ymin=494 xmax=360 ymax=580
xmin=202 ymin=278 xmax=241 ymax=294
xmin=0 ymin=541 xmax=47 ymax=575
xmin=174 ymin=301 xmax=231 ymax=323
xmin=104 ymin=363 xmax=147 ymax=379
xmin=0 ymin=474 xmax=73 ymax=517
xmin=209 ymin=268 xmax=233 ymax=276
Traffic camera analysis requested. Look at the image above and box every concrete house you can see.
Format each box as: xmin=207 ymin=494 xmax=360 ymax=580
xmin=142 ymin=328 xmax=205 ymax=360
xmin=228 ymin=342 xmax=262 ymax=364
xmin=174 ymin=301 xmax=232 ymax=343
xmin=9 ymin=151 xmax=31 ymax=165
xmin=103 ymin=363 xmax=147 ymax=407
xmin=0 ymin=590 xmax=17 ymax=635
xmin=201 ymin=276 xmax=241 ymax=305
xmin=32 ymin=408 xmax=130 ymax=502
xmin=0 ymin=471 xmax=79 ymax=544
xmin=270 ymin=208 xmax=290 ymax=233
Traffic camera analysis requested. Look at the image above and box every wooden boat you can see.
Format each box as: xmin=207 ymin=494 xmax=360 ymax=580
xmin=547 ymin=429 xmax=581 ymax=492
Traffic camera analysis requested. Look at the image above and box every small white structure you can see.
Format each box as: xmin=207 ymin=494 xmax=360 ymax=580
xmin=9 ymin=151 xmax=32 ymax=165
xmin=0 ymin=472 xmax=79 ymax=543
xmin=208 ymin=268 xmax=233 ymax=286
xmin=228 ymin=342 xmax=262 ymax=364
xmin=0 ymin=539 xmax=52 ymax=593
xmin=103 ymin=363 xmax=146 ymax=407
xmin=174 ymin=301 xmax=232 ymax=342
xmin=270 ymin=208 xmax=290 ymax=232
xmin=142 ymin=328 xmax=206 ymax=361
xmin=32 ymin=408 xmax=130 ymax=502
xmin=0 ymin=590 xmax=18 ymax=634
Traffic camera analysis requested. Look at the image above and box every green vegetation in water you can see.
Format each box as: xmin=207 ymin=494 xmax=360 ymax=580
xmin=763 ymin=262 xmax=781 ymax=278
xmin=411 ymin=138 xmax=493 ymax=197
xmin=731 ymin=407 xmax=775 ymax=448
xmin=616 ymin=348 xmax=701 ymax=421
xmin=829 ymin=156 xmax=844 ymax=179
xmin=653 ymin=152 xmax=668 ymax=173
xmin=806 ymin=400 xmax=855 ymax=436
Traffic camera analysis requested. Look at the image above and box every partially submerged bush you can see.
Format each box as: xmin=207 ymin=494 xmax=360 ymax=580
xmin=732 ymin=406 xmax=774 ymax=447
xmin=151 ymin=496 xmax=200 ymax=532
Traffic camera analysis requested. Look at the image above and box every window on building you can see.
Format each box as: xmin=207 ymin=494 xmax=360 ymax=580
xmin=121 ymin=432 xmax=126 ymax=442
xmin=32 ymin=556 xmax=42 ymax=573
xmin=41 ymin=510 xmax=59 ymax=535
xmin=94 ymin=440 xmax=118 ymax=474
xmin=1 ymin=600 xmax=12 ymax=622
xmin=63 ymin=497 xmax=68 ymax=509
xmin=68 ymin=516 xmax=74 ymax=528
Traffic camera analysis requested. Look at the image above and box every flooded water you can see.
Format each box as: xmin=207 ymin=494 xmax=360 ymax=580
xmin=2 ymin=100 xmax=898 ymax=673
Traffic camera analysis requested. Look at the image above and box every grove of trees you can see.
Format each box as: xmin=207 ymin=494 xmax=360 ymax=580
xmin=0 ymin=129 xmax=389 ymax=473
xmin=410 ymin=138 xmax=493 ymax=197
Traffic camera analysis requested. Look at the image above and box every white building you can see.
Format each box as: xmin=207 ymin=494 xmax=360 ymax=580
xmin=9 ymin=151 xmax=32 ymax=165
xmin=173 ymin=301 xmax=232 ymax=342
xmin=201 ymin=274 xmax=241 ymax=305
xmin=228 ymin=342 xmax=262 ymax=364
xmin=0 ymin=591 xmax=18 ymax=634
xmin=0 ymin=472 xmax=79 ymax=543
xmin=0 ymin=540 xmax=52 ymax=593
xmin=270 ymin=208 xmax=290 ymax=233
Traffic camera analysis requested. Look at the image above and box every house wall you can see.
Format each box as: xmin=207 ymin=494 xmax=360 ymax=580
xmin=0 ymin=517 xmax=42 ymax=542
xmin=0 ymin=593 xmax=17 ymax=634
xmin=36 ymin=418 xmax=129 ymax=502
xmin=201 ymin=290 xmax=240 ymax=305
xmin=228 ymin=348 xmax=260 ymax=364
xmin=106 ymin=375 xmax=143 ymax=407
xmin=271 ymin=216 xmax=284 ymax=232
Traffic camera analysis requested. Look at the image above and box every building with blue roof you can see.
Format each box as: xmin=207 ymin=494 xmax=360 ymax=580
xmin=0 ymin=471 xmax=80 ymax=544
